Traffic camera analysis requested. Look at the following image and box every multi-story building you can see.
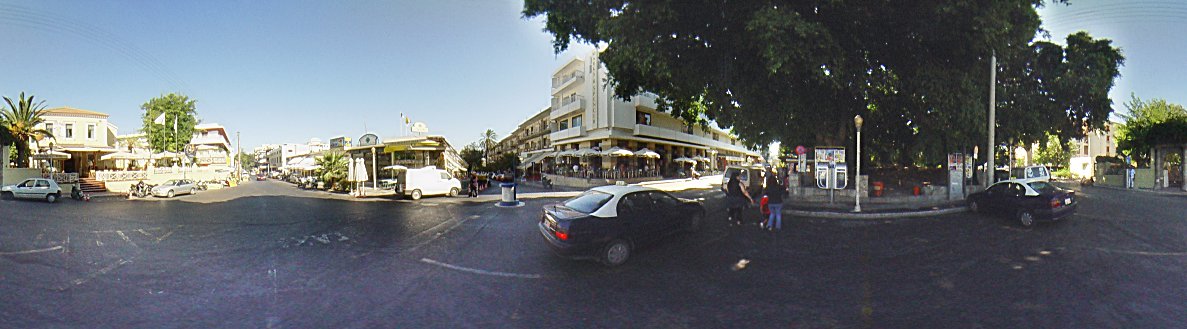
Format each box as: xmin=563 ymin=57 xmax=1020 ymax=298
xmin=1069 ymin=122 xmax=1119 ymax=178
xmin=259 ymin=139 xmax=328 ymax=175
xmin=538 ymin=51 xmax=760 ymax=176
xmin=492 ymin=107 xmax=552 ymax=159
xmin=34 ymin=107 xmax=119 ymax=177
xmin=189 ymin=123 xmax=232 ymax=168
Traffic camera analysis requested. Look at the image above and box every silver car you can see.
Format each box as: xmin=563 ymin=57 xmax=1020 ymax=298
xmin=1 ymin=178 xmax=64 ymax=203
xmin=152 ymin=179 xmax=198 ymax=198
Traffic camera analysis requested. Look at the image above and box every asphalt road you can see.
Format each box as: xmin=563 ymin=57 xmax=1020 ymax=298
xmin=1 ymin=180 xmax=1184 ymax=328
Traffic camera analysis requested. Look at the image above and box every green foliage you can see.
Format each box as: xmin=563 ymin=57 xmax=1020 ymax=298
xmin=480 ymin=129 xmax=498 ymax=165
xmin=1034 ymin=134 xmax=1074 ymax=168
xmin=1 ymin=92 xmax=54 ymax=168
xmin=524 ymin=0 xmax=1123 ymax=168
xmin=489 ymin=152 xmax=521 ymax=172
xmin=235 ymin=152 xmax=257 ymax=172
xmin=140 ymin=93 xmax=199 ymax=153
xmin=460 ymin=143 xmax=485 ymax=171
xmin=315 ymin=151 xmax=349 ymax=191
xmin=1117 ymin=95 xmax=1187 ymax=163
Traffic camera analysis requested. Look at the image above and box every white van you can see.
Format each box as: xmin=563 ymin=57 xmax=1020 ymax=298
xmin=397 ymin=166 xmax=462 ymax=200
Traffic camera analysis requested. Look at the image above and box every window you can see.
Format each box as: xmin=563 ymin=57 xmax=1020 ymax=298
xmin=636 ymin=111 xmax=651 ymax=125
xmin=440 ymin=172 xmax=451 ymax=180
xmin=1082 ymin=145 xmax=1089 ymax=155
xmin=559 ymin=119 xmax=569 ymax=130
xmin=563 ymin=190 xmax=613 ymax=214
xmin=712 ymin=133 xmax=718 ymax=141
xmin=571 ymin=115 xmax=582 ymax=128
xmin=88 ymin=124 xmax=96 ymax=139
xmin=65 ymin=124 xmax=74 ymax=138
xmin=45 ymin=123 xmax=54 ymax=136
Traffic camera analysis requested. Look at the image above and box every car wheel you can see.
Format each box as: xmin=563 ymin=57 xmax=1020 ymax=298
xmin=167 ymin=190 xmax=175 ymax=198
xmin=411 ymin=189 xmax=423 ymax=200
xmin=687 ymin=211 xmax=704 ymax=232
xmin=601 ymin=239 xmax=631 ymax=267
xmin=449 ymin=188 xmax=459 ymax=197
xmin=1018 ymin=211 xmax=1035 ymax=227
xmin=46 ymin=193 xmax=57 ymax=203
xmin=968 ymin=200 xmax=980 ymax=213
xmin=1 ymin=192 xmax=12 ymax=200
xmin=190 ymin=188 xmax=196 ymax=195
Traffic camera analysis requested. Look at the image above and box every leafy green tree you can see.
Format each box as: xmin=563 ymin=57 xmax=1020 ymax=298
xmin=460 ymin=143 xmax=485 ymax=172
xmin=236 ymin=152 xmax=257 ymax=172
xmin=1117 ymin=95 xmax=1187 ymax=165
xmin=315 ymin=151 xmax=349 ymax=191
xmin=1034 ymin=134 xmax=1074 ymax=168
xmin=1 ymin=92 xmax=54 ymax=168
xmin=524 ymin=1 xmax=1123 ymax=168
xmin=140 ymin=93 xmax=199 ymax=153
xmin=490 ymin=152 xmax=521 ymax=172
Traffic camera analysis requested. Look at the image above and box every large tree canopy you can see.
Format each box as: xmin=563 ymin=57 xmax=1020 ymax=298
xmin=140 ymin=93 xmax=199 ymax=153
xmin=1117 ymin=95 xmax=1187 ymax=163
xmin=524 ymin=0 xmax=1123 ymax=166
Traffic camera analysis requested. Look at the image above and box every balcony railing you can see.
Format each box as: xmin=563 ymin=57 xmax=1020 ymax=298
xmin=556 ymin=97 xmax=585 ymax=116
xmin=549 ymin=125 xmax=585 ymax=141
xmin=551 ymin=71 xmax=584 ymax=92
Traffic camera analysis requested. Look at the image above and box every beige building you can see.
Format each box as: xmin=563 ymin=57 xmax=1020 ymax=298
xmin=492 ymin=107 xmax=552 ymax=158
xmin=1069 ymin=122 xmax=1119 ymax=178
xmin=34 ymin=107 xmax=119 ymax=177
xmin=535 ymin=51 xmax=760 ymax=178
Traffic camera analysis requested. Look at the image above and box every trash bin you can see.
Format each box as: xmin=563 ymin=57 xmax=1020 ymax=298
xmin=498 ymin=182 xmax=519 ymax=207
xmin=872 ymin=181 xmax=884 ymax=197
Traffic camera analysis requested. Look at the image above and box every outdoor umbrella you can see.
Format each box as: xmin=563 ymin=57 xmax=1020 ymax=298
xmin=674 ymin=157 xmax=697 ymax=164
xmin=574 ymin=148 xmax=598 ymax=157
xmin=33 ymin=150 xmax=71 ymax=160
xmin=634 ymin=148 xmax=661 ymax=159
xmin=602 ymin=147 xmax=635 ymax=157
xmin=381 ymin=165 xmax=408 ymax=171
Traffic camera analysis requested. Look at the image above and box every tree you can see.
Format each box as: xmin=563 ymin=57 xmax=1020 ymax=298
xmin=480 ymin=129 xmax=498 ymax=166
xmin=315 ymin=151 xmax=349 ymax=191
xmin=490 ymin=152 xmax=521 ymax=172
xmin=1 ymin=92 xmax=54 ymax=168
xmin=236 ymin=152 xmax=257 ymax=172
xmin=141 ymin=93 xmax=199 ymax=153
xmin=524 ymin=1 xmax=1123 ymax=168
xmin=1034 ymin=134 xmax=1074 ymax=168
xmin=460 ymin=143 xmax=485 ymax=172
xmin=1117 ymin=95 xmax=1187 ymax=164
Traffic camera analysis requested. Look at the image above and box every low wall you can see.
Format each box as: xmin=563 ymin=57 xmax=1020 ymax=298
xmin=104 ymin=171 xmax=234 ymax=193
xmin=2 ymin=168 xmax=44 ymax=185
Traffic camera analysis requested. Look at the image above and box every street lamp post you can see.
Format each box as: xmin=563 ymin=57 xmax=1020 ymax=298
xmin=854 ymin=115 xmax=863 ymax=213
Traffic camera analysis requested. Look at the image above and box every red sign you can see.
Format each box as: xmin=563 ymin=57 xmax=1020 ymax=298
xmin=795 ymin=145 xmax=807 ymax=155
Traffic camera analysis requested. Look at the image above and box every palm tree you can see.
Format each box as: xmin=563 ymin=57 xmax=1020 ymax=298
xmin=480 ymin=129 xmax=498 ymax=167
xmin=1 ymin=92 xmax=54 ymax=168
xmin=315 ymin=151 xmax=349 ymax=191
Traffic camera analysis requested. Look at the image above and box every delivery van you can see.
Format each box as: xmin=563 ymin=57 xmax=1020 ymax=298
xmin=397 ymin=166 xmax=462 ymax=200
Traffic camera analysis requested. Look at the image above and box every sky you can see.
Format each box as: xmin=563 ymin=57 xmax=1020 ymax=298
xmin=0 ymin=0 xmax=1182 ymax=153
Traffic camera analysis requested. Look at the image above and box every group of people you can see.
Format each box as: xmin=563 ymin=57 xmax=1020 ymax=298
xmin=724 ymin=167 xmax=786 ymax=231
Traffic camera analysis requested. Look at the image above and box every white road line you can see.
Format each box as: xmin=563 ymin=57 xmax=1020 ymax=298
xmin=420 ymin=258 xmax=544 ymax=279
xmin=116 ymin=230 xmax=139 ymax=249
xmin=0 ymin=245 xmax=63 ymax=256
xmin=1091 ymin=247 xmax=1187 ymax=256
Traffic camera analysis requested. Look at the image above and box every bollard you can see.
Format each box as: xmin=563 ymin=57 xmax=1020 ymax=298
xmin=497 ymin=182 xmax=521 ymax=207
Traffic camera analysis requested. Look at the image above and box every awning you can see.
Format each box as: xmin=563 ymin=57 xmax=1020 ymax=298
xmin=100 ymin=151 xmax=150 ymax=161
xmin=59 ymin=146 xmax=117 ymax=153
xmin=33 ymin=150 xmax=71 ymax=160
xmin=518 ymin=153 xmax=549 ymax=169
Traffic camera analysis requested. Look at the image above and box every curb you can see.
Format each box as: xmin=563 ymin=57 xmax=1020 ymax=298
xmin=785 ymin=206 xmax=968 ymax=220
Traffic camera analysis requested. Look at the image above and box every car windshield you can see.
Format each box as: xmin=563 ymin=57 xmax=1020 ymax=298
xmin=1027 ymin=181 xmax=1059 ymax=194
xmin=163 ymin=180 xmax=178 ymax=185
xmin=561 ymin=190 xmax=613 ymax=214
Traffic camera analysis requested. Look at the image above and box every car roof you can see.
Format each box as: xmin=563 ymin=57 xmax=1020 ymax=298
xmin=589 ymin=185 xmax=657 ymax=197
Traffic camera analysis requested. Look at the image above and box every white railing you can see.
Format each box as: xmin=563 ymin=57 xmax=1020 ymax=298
xmin=95 ymin=171 xmax=148 ymax=182
xmin=45 ymin=172 xmax=79 ymax=183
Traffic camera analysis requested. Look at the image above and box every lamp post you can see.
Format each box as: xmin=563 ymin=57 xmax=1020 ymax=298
xmin=854 ymin=115 xmax=863 ymax=213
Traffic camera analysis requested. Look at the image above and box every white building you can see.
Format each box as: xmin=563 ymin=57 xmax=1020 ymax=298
xmin=260 ymin=139 xmax=328 ymax=174
xmin=1069 ymin=122 xmax=1119 ymax=178
xmin=189 ymin=123 xmax=232 ymax=168
xmin=541 ymin=51 xmax=760 ymax=175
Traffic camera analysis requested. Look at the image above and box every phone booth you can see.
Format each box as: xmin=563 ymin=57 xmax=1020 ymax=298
xmin=816 ymin=163 xmax=830 ymax=189
xmin=834 ymin=163 xmax=848 ymax=190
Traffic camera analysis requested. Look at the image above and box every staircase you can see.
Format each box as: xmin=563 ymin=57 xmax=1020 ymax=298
xmin=78 ymin=177 xmax=108 ymax=193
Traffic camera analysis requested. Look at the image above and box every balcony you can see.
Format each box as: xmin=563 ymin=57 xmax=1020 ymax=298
xmin=551 ymin=71 xmax=584 ymax=94
xmin=553 ymin=96 xmax=585 ymax=117
xmin=633 ymin=93 xmax=659 ymax=110
xmin=633 ymin=124 xmax=721 ymax=148
xmin=549 ymin=125 xmax=585 ymax=142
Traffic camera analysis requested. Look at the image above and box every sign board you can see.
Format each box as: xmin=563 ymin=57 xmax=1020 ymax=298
xmin=814 ymin=147 xmax=845 ymax=163
xmin=795 ymin=145 xmax=807 ymax=156
xmin=948 ymin=153 xmax=965 ymax=200
xmin=329 ymin=136 xmax=352 ymax=149
xmin=410 ymin=122 xmax=429 ymax=134
xmin=357 ymin=133 xmax=380 ymax=147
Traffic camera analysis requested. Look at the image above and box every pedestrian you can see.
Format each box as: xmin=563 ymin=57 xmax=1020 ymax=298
xmin=764 ymin=168 xmax=785 ymax=231
xmin=725 ymin=170 xmax=753 ymax=226
xmin=468 ymin=175 xmax=479 ymax=197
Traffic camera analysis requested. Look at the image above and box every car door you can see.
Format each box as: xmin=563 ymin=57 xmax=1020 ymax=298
xmin=1002 ymin=183 xmax=1027 ymax=213
xmin=437 ymin=172 xmax=453 ymax=195
xmin=982 ymin=183 xmax=1009 ymax=213
xmin=34 ymin=179 xmax=52 ymax=198
xmin=645 ymin=191 xmax=685 ymax=232
xmin=13 ymin=180 xmax=35 ymax=199
xmin=616 ymin=192 xmax=663 ymax=242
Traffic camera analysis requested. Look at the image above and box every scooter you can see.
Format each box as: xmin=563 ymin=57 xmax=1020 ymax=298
xmin=541 ymin=177 xmax=553 ymax=189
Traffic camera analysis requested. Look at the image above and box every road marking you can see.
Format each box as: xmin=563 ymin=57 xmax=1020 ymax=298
xmin=1090 ymin=247 xmax=1187 ymax=256
xmin=419 ymin=258 xmax=544 ymax=279
xmin=155 ymin=230 xmax=174 ymax=243
xmin=58 ymin=257 xmax=133 ymax=291
xmin=0 ymin=245 xmax=64 ymax=256
xmin=116 ymin=231 xmax=139 ymax=249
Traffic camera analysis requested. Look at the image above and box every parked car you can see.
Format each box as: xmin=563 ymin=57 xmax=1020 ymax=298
xmin=721 ymin=165 xmax=766 ymax=197
xmin=967 ymin=179 xmax=1077 ymax=227
xmin=1010 ymin=165 xmax=1051 ymax=183
xmin=538 ymin=185 xmax=706 ymax=266
xmin=396 ymin=166 xmax=461 ymax=200
xmin=1 ymin=178 xmax=64 ymax=203
xmin=256 ymin=174 xmax=266 ymax=181
xmin=151 ymin=179 xmax=198 ymax=198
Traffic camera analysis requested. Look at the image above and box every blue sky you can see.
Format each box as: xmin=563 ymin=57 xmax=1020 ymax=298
xmin=0 ymin=0 xmax=1181 ymax=152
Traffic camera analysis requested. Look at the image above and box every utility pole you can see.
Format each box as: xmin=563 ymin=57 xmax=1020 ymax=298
xmin=986 ymin=51 xmax=996 ymax=187
xmin=236 ymin=131 xmax=242 ymax=180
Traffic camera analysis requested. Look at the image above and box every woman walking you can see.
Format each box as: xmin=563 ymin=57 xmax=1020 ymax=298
xmin=764 ymin=168 xmax=785 ymax=231
xmin=726 ymin=171 xmax=753 ymax=226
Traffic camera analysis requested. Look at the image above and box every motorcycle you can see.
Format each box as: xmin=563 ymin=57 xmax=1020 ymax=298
xmin=196 ymin=181 xmax=209 ymax=191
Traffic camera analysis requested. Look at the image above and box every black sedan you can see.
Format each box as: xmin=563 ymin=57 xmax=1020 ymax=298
xmin=967 ymin=179 xmax=1077 ymax=227
xmin=538 ymin=185 xmax=705 ymax=266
